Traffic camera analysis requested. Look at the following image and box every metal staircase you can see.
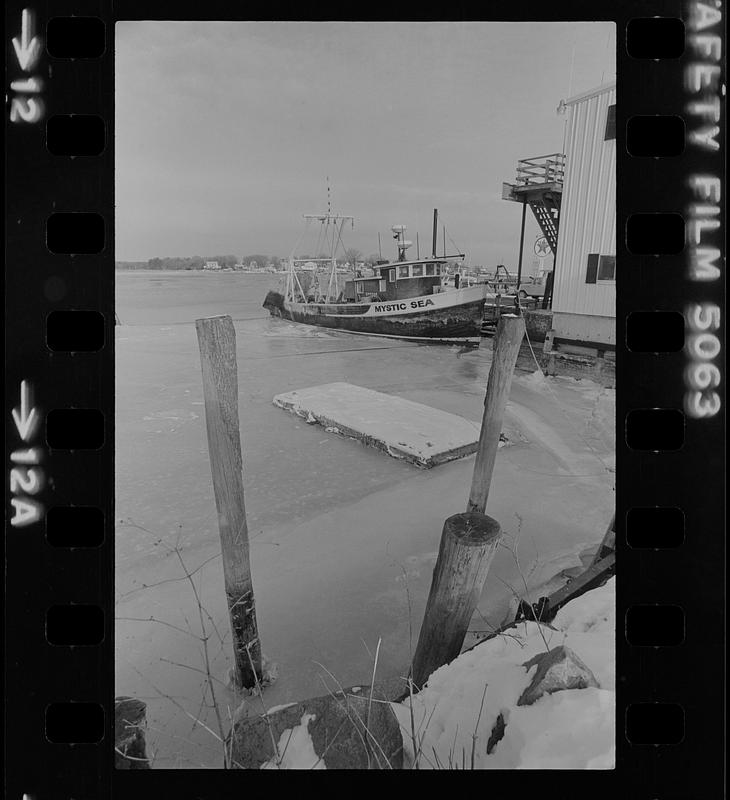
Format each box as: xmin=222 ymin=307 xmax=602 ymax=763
xmin=528 ymin=191 xmax=560 ymax=252
xmin=502 ymin=153 xmax=565 ymax=252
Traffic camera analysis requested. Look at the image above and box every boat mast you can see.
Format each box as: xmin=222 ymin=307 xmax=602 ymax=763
xmin=432 ymin=209 xmax=438 ymax=258
xmin=327 ymin=178 xmax=335 ymax=301
xmin=295 ymin=212 xmax=354 ymax=303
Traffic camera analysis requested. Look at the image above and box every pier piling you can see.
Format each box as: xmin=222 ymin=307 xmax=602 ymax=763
xmin=412 ymin=513 xmax=502 ymax=688
xmin=468 ymin=314 xmax=526 ymax=514
xmin=114 ymin=697 xmax=150 ymax=769
xmin=195 ymin=314 xmax=262 ymax=688
xmin=412 ymin=316 xmax=524 ymax=688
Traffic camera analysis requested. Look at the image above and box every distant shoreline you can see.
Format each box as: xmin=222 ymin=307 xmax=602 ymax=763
xmin=115 ymin=268 xmax=285 ymax=274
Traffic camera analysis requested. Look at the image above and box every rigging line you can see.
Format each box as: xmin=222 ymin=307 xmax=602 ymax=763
xmin=335 ymin=221 xmax=348 ymax=260
xmin=525 ymin=322 xmax=616 ymax=473
xmin=439 ymin=214 xmax=464 ymax=260
xmin=516 ymin=296 xmax=614 ymax=476
xmin=446 ymin=229 xmax=463 ymax=260
xmin=313 ymin=220 xmax=325 ymax=260
xmin=238 ymin=343 xmax=418 ymax=360
xmin=600 ymin=29 xmax=611 ymax=85
xmin=116 ymin=315 xmax=275 ymax=328
xmin=288 ymin=218 xmax=310 ymax=265
xmin=561 ymin=43 xmax=576 ymax=156
xmin=496 ymin=464 xmax=609 ymax=478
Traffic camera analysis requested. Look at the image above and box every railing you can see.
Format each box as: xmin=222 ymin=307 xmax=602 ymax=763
xmin=515 ymin=153 xmax=565 ymax=187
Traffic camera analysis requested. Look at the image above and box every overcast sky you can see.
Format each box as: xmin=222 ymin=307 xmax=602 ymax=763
xmin=116 ymin=21 xmax=615 ymax=266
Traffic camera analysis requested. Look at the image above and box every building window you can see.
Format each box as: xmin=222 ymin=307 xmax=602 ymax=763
xmin=585 ymin=254 xmax=599 ymax=283
xmin=388 ymin=269 xmax=395 ymax=282
xmin=597 ymin=255 xmax=616 ymax=282
xmin=398 ymin=266 xmax=409 ymax=278
xmin=604 ymin=104 xmax=616 ymax=141
xmin=586 ymin=253 xmax=615 ymax=284
xmin=412 ymin=265 xmax=423 ymax=277
xmin=425 ymin=263 xmax=435 ymax=276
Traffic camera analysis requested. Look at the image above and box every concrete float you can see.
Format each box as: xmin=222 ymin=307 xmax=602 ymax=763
xmin=273 ymin=381 xmax=480 ymax=468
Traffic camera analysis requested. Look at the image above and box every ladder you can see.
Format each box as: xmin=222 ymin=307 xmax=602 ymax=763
xmin=528 ymin=190 xmax=561 ymax=253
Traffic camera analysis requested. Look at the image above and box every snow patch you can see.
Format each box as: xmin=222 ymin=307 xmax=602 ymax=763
xmin=392 ymin=578 xmax=615 ymax=769
xmin=265 ymin=702 xmax=297 ymax=716
xmin=260 ymin=713 xmax=325 ymax=770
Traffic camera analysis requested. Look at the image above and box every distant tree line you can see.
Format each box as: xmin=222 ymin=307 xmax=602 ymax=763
xmin=115 ymin=254 xmax=284 ymax=270
xmin=146 ymin=255 xmax=238 ymax=270
xmin=117 ymin=249 xmax=472 ymax=272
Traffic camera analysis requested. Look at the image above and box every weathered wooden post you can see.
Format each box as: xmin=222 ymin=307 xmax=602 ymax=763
xmin=411 ymin=316 xmax=525 ymax=688
xmin=114 ymin=697 xmax=150 ymax=769
xmin=467 ymin=314 xmax=525 ymax=514
xmin=589 ymin=513 xmax=616 ymax=567
xmin=196 ymin=315 xmax=262 ymax=688
xmin=412 ymin=512 xmax=502 ymax=688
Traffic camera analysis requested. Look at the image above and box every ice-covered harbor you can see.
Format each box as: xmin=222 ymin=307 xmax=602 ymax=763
xmin=115 ymin=270 xmax=614 ymax=768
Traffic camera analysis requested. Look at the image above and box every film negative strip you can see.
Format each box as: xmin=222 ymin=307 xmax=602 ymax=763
xmin=4 ymin=1 xmax=724 ymax=796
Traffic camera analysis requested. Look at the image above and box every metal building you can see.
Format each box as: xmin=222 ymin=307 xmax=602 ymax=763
xmin=551 ymin=81 xmax=616 ymax=347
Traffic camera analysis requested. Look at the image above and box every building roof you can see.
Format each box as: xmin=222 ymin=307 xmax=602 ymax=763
xmin=560 ymin=80 xmax=616 ymax=108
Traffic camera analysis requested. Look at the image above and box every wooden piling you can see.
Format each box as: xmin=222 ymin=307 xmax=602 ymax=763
xmin=114 ymin=697 xmax=150 ymax=769
xmin=412 ymin=512 xmax=502 ymax=688
xmin=589 ymin=513 xmax=616 ymax=568
xmin=195 ymin=315 xmax=262 ymax=688
xmin=467 ymin=315 xmax=525 ymax=514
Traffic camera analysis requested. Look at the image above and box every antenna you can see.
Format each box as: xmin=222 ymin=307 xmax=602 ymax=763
xmin=561 ymin=44 xmax=576 ymax=154
xmin=327 ymin=176 xmax=331 ymax=216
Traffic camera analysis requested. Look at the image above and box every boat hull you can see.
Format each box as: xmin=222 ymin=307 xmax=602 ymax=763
xmin=263 ymin=286 xmax=487 ymax=339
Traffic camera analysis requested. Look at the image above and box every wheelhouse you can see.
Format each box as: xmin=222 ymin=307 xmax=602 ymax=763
xmin=347 ymin=259 xmax=447 ymax=302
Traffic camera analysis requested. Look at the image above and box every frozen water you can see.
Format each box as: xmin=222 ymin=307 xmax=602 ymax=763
xmin=115 ymin=270 xmax=614 ymax=768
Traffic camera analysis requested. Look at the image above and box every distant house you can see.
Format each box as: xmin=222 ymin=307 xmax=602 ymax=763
xmin=551 ymin=81 xmax=616 ymax=347
xmin=203 ymin=261 xmax=220 ymax=271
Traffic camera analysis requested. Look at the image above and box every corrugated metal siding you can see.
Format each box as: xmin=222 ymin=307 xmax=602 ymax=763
xmin=552 ymin=312 xmax=616 ymax=345
xmin=553 ymin=86 xmax=616 ymax=320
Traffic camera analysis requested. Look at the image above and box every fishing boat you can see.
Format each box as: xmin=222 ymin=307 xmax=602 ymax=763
xmin=263 ymin=209 xmax=488 ymax=341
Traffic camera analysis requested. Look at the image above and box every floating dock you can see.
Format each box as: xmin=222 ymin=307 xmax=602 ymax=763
xmin=273 ymin=382 xmax=481 ymax=468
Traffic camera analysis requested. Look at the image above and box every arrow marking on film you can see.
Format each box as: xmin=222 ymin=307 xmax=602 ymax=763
xmin=12 ymin=381 xmax=39 ymax=442
xmin=10 ymin=76 xmax=43 ymax=94
xmin=12 ymin=9 xmax=43 ymax=72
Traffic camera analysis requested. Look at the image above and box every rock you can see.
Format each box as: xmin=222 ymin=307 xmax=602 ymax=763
xmin=517 ymin=645 xmax=599 ymax=706
xmin=486 ymin=712 xmax=506 ymax=754
xmin=114 ymin=697 xmax=150 ymax=769
xmin=230 ymin=684 xmax=403 ymax=769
